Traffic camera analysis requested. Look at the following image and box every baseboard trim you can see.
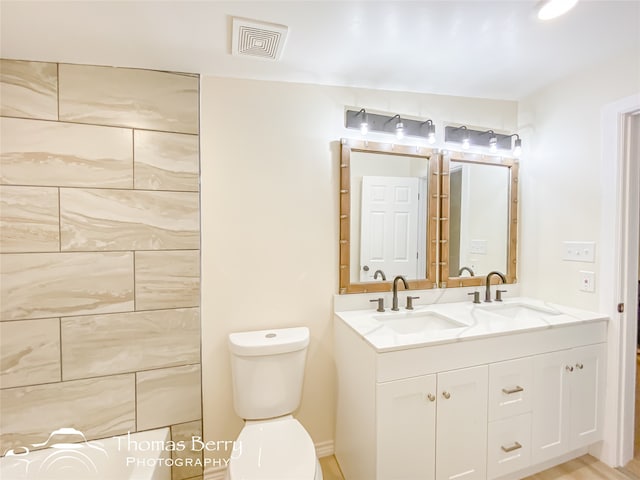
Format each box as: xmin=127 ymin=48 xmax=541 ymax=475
xmin=204 ymin=440 xmax=335 ymax=479
xmin=316 ymin=440 xmax=335 ymax=458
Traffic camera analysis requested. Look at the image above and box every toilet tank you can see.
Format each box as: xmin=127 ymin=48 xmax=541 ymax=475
xmin=228 ymin=327 xmax=310 ymax=420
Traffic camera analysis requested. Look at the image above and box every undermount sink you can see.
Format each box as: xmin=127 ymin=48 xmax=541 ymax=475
xmin=374 ymin=311 xmax=466 ymax=335
xmin=480 ymin=302 xmax=561 ymax=320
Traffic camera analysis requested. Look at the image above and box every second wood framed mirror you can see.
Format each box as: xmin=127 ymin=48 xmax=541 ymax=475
xmin=439 ymin=151 xmax=519 ymax=288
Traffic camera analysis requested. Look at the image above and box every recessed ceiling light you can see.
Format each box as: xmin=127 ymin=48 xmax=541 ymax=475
xmin=537 ymin=0 xmax=579 ymax=20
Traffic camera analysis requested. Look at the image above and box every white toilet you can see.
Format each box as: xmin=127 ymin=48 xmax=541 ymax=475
xmin=226 ymin=326 xmax=323 ymax=480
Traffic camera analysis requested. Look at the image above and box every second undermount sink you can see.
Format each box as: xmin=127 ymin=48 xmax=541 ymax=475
xmin=374 ymin=311 xmax=467 ymax=335
xmin=480 ymin=302 xmax=561 ymax=320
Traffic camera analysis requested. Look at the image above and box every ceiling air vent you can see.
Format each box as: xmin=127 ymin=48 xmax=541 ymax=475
xmin=232 ymin=17 xmax=288 ymax=61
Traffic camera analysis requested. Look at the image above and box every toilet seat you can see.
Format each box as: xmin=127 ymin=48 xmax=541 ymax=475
xmin=228 ymin=416 xmax=317 ymax=480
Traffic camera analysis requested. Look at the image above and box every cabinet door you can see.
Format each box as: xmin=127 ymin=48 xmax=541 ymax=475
xmin=570 ymin=343 xmax=606 ymax=449
xmin=377 ymin=374 xmax=436 ymax=480
xmin=531 ymin=350 xmax=571 ymax=464
xmin=436 ymin=365 xmax=488 ymax=480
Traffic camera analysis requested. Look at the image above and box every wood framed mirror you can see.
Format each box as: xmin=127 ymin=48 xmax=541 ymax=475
xmin=339 ymin=138 xmax=439 ymax=294
xmin=439 ymin=151 xmax=519 ymax=288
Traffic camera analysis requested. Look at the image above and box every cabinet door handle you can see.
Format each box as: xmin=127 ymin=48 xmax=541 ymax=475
xmin=502 ymin=386 xmax=524 ymax=395
xmin=442 ymin=391 xmax=451 ymax=399
xmin=576 ymin=363 xmax=584 ymax=370
xmin=501 ymin=442 xmax=522 ymax=453
xmin=566 ymin=365 xmax=574 ymax=372
xmin=426 ymin=393 xmax=435 ymax=402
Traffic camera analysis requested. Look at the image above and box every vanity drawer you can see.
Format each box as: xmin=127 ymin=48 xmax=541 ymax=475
xmin=489 ymin=357 xmax=533 ymax=421
xmin=487 ymin=413 xmax=532 ymax=479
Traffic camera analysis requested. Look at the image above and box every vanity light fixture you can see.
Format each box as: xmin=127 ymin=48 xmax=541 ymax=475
xmin=389 ymin=114 xmax=405 ymax=140
xmin=356 ymin=108 xmax=369 ymax=135
xmin=344 ymin=109 xmax=437 ymax=142
xmin=510 ymin=134 xmax=523 ymax=157
xmin=423 ymin=119 xmax=436 ymax=144
xmin=445 ymin=125 xmax=523 ymax=156
xmin=537 ymin=0 xmax=579 ymax=20
xmin=482 ymin=130 xmax=498 ymax=152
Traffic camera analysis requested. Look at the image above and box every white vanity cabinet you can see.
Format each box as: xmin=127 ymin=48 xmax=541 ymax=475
xmin=376 ymin=367 xmax=489 ymax=480
xmin=531 ymin=343 xmax=607 ymax=464
xmin=334 ymin=312 xmax=608 ymax=480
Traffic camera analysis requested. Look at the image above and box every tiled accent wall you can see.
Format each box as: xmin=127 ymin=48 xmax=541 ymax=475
xmin=0 ymin=59 xmax=202 ymax=480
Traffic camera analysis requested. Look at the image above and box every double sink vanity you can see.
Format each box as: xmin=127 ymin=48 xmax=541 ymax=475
xmin=334 ymin=294 xmax=607 ymax=480
xmin=334 ymin=137 xmax=609 ymax=479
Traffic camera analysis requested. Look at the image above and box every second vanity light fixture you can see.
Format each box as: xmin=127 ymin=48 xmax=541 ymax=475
xmin=345 ymin=108 xmax=436 ymax=144
xmin=445 ymin=125 xmax=522 ymax=157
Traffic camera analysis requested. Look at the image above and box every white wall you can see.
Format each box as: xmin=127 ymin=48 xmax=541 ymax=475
xmin=518 ymin=49 xmax=640 ymax=311
xmin=200 ymin=76 xmax=517 ymax=471
xmin=518 ymin=48 xmax=640 ymax=465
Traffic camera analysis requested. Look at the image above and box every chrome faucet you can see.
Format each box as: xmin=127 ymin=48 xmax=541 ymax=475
xmin=373 ymin=269 xmax=387 ymax=281
xmin=392 ymin=275 xmax=409 ymax=311
xmin=485 ymin=271 xmax=507 ymax=302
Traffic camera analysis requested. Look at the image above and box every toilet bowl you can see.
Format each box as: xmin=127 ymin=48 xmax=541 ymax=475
xmin=227 ymin=416 xmax=322 ymax=480
xmin=226 ymin=327 xmax=322 ymax=480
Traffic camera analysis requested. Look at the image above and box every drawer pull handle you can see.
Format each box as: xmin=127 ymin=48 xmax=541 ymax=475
xmin=442 ymin=391 xmax=451 ymax=399
xmin=427 ymin=393 xmax=436 ymax=402
xmin=576 ymin=363 xmax=584 ymax=370
xmin=501 ymin=442 xmax=522 ymax=453
xmin=502 ymin=386 xmax=524 ymax=395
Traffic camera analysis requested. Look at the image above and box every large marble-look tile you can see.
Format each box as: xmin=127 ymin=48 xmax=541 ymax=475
xmin=58 ymin=64 xmax=198 ymax=134
xmin=134 ymin=130 xmax=199 ymax=191
xmin=0 ymin=117 xmax=133 ymax=187
xmin=0 ymin=252 xmax=134 ymax=321
xmin=0 ymin=59 xmax=58 ymax=120
xmin=0 ymin=374 xmax=135 ymax=453
xmin=136 ymin=364 xmax=201 ymax=431
xmin=171 ymin=420 xmax=203 ymax=480
xmin=60 ymin=188 xmax=200 ymax=251
xmin=0 ymin=318 xmax=61 ymax=389
xmin=0 ymin=186 xmax=59 ymax=253
xmin=135 ymin=251 xmax=200 ymax=310
xmin=61 ymin=308 xmax=200 ymax=380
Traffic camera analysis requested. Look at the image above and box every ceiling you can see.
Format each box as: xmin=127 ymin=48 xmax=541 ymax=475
xmin=1 ymin=0 xmax=639 ymax=100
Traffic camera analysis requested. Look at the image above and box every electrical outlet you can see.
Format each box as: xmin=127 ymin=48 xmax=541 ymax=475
xmin=563 ymin=241 xmax=596 ymax=262
xmin=579 ymin=271 xmax=595 ymax=292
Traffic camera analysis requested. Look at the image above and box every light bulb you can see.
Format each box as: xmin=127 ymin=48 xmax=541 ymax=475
xmin=513 ymin=138 xmax=522 ymax=157
xmin=427 ymin=123 xmax=436 ymax=144
xmin=462 ymin=136 xmax=470 ymax=149
xmin=538 ymin=0 xmax=578 ymax=20
xmin=395 ymin=121 xmax=404 ymax=140
xmin=489 ymin=135 xmax=498 ymax=152
xmin=360 ymin=122 xmax=369 ymax=136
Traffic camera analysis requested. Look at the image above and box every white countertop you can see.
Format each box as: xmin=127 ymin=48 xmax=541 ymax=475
xmin=334 ymin=297 xmax=609 ymax=352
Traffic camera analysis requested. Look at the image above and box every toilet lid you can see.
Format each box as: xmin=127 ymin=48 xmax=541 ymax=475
xmin=229 ymin=418 xmax=316 ymax=480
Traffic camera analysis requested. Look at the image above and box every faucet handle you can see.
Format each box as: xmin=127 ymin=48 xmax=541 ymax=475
xmin=468 ymin=291 xmax=481 ymax=304
xmin=495 ymin=289 xmax=507 ymax=302
xmin=370 ymin=297 xmax=385 ymax=312
xmin=406 ymin=296 xmax=420 ymax=310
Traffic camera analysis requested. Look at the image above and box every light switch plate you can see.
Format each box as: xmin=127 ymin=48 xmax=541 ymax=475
xmin=579 ymin=271 xmax=595 ymax=292
xmin=563 ymin=241 xmax=596 ymax=262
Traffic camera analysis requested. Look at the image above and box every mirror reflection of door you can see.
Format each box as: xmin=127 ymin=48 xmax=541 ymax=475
xmin=360 ymin=176 xmax=423 ymax=281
